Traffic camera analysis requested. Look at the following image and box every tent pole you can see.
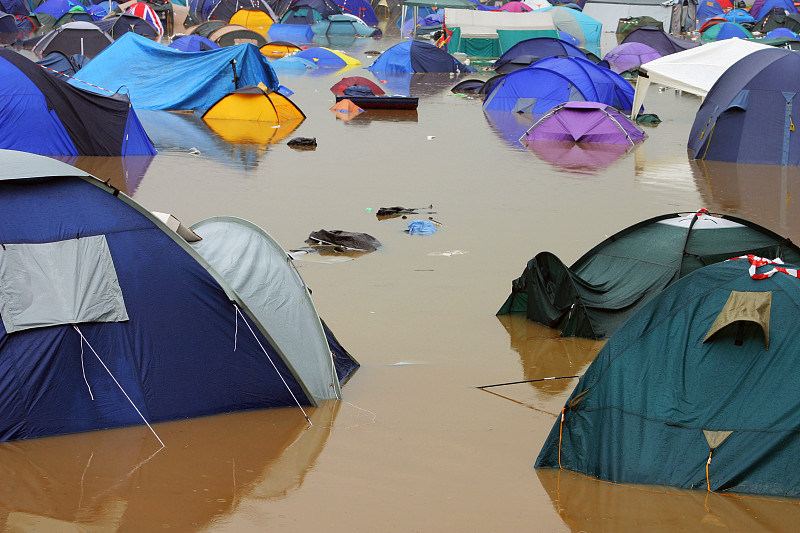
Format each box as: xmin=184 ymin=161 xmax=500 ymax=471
xmin=401 ymin=4 xmax=407 ymax=39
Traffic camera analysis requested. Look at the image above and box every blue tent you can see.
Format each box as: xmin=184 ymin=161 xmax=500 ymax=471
xmin=267 ymin=22 xmax=314 ymax=42
xmin=723 ymin=8 xmax=755 ymax=24
xmin=0 ymin=11 xmax=15 ymax=43
xmin=169 ymin=34 xmax=220 ymax=51
xmin=0 ymin=48 xmax=154 ymax=156
xmin=750 ymin=0 xmax=798 ymax=21
xmin=333 ymin=0 xmax=377 ymax=26
xmin=86 ymin=1 xmax=118 ymax=20
xmin=368 ymin=40 xmax=475 ymax=73
xmin=0 ymin=0 xmax=33 ymax=16
xmin=0 ymin=150 xmax=358 ymax=443
xmin=71 ymin=33 xmax=279 ymax=110
xmin=493 ymin=37 xmax=586 ymax=74
xmin=765 ymin=27 xmax=799 ymax=39
xmin=483 ymin=55 xmax=635 ymax=115
xmin=697 ymin=0 xmax=725 ymax=24
xmin=688 ymin=48 xmax=800 ymax=165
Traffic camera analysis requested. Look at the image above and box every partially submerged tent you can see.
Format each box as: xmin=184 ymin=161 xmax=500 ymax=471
xmin=208 ymin=23 xmax=268 ymax=46
xmin=202 ymin=82 xmax=305 ymax=122
xmin=483 ymin=56 xmax=635 ymax=115
xmin=188 ymin=0 xmax=278 ymax=24
xmin=311 ymin=13 xmax=377 ymax=36
xmin=33 ymin=21 xmax=114 ymax=58
xmin=260 ymin=39 xmax=301 ymax=57
xmin=520 ymin=101 xmax=646 ymax=145
xmin=536 ymin=255 xmax=800 ymax=497
xmin=442 ymin=9 xmax=557 ymax=58
xmin=0 ymin=48 xmax=155 ymax=156
xmin=169 ymin=34 xmax=220 ymax=50
xmin=0 ymin=150 xmax=358 ymax=442
xmin=368 ymin=40 xmax=475 ymax=73
xmin=330 ymin=75 xmax=384 ymax=95
xmin=492 ymin=36 xmax=586 ymax=74
xmin=497 ymin=210 xmax=800 ymax=339
xmin=280 ymin=0 xmax=341 ymax=24
xmin=631 ymin=38 xmax=772 ymax=118
xmin=72 ymin=32 xmax=279 ymax=110
xmin=229 ymin=8 xmax=274 ymax=34
xmin=688 ymin=47 xmax=800 ymax=165
xmin=295 ymin=45 xmax=360 ymax=66
xmin=620 ymin=26 xmax=698 ymax=56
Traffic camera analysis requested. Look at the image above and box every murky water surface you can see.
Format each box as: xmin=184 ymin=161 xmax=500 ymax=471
xmin=4 ymin=32 xmax=800 ymax=532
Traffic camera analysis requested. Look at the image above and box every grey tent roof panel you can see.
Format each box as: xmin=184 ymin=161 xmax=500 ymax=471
xmin=0 ymin=150 xmax=91 ymax=181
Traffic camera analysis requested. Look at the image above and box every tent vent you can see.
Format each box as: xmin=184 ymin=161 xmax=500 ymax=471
xmin=703 ymin=429 xmax=732 ymax=451
xmin=702 ymin=290 xmax=771 ymax=349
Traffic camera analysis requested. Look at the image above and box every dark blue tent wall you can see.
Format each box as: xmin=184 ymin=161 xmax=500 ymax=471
xmin=688 ymin=48 xmax=800 ymax=165
xmin=368 ymin=40 xmax=476 ymax=73
xmin=0 ymin=176 xmax=309 ymax=442
xmin=0 ymin=48 xmax=155 ymax=156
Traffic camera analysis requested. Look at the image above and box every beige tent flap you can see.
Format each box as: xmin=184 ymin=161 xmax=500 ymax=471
xmin=703 ymin=290 xmax=771 ymax=349
xmin=703 ymin=429 xmax=733 ymax=450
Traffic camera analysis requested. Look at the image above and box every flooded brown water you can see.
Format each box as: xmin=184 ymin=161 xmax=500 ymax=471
xmin=4 ymin=32 xmax=800 ymax=532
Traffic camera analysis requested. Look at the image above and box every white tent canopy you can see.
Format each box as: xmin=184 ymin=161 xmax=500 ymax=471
xmin=632 ymin=39 xmax=773 ymax=116
xmin=444 ymin=10 xmax=555 ymax=38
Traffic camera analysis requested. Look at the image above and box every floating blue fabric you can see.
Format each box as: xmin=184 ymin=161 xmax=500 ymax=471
xmin=407 ymin=219 xmax=437 ymax=235
xmin=71 ymin=32 xmax=279 ymax=110
xmin=268 ymin=22 xmax=315 ymax=43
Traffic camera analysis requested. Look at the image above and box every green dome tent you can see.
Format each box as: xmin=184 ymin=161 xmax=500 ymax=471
xmin=497 ymin=210 xmax=800 ymax=339
xmin=536 ymin=255 xmax=800 ymax=497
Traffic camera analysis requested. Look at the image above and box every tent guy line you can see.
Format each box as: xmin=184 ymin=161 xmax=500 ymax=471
xmin=475 ymin=374 xmax=581 ymax=389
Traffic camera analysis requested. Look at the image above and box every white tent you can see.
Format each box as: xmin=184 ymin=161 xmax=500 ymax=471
xmin=444 ymin=9 xmax=555 ymax=38
xmin=632 ymin=38 xmax=773 ymax=116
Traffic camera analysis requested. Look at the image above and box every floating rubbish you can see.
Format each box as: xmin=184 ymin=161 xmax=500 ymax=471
xmin=407 ymin=219 xmax=437 ymax=235
xmin=376 ymin=205 xmax=433 ymax=217
xmin=428 ymin=250 xmax=467 ymax=257
xmin=189 ymin=147 xmax=201 ymax=155
xmin=305 ymin=229 xmax=381 ymax=252
xmin=427 ymin=135 xmax=436 ymax=140
xmin=288 ymin=137 xmax=317 ymax=150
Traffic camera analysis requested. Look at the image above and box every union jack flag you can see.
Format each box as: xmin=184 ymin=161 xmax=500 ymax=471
xmin=125 ymin=2 xmax=164 ymax=40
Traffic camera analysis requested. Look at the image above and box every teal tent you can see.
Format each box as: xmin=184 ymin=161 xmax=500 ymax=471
xmin=497 ymin=211 xmax=800 ymax=339
xmin=536 ymin=255 xmax=800 ymax=497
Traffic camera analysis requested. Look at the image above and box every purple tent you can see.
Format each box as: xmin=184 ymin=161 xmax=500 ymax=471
xmin=603 ymin=42 xmax=661 ymax=74
xmin=521 ymin=101 xmax=646 ymax=145
xmin=525 ymin=140 xmax=632 ymax=173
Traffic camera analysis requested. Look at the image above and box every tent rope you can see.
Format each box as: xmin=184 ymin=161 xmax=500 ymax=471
xmin=232 ymin=303 xmax=312 ymax=426
xmin=78 ymin=333 xmax=94 ymax=401
xmin=72 ymin=325 xmax=165 ymax=447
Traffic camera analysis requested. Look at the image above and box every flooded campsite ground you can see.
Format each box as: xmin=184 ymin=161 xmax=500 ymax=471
xmin=4 ymin=33 xmax=800 ymax=532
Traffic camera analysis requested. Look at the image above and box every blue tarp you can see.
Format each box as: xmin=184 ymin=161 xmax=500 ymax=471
xmin=688 ymin=47 xmax=800 ymax=165
xmin=483 ymin=55 xmax=635 ymax=115
xmin=368 ymin=40 xmax=475 ymax=73
xmin=71 ymin=33 xmax=280 ymax=110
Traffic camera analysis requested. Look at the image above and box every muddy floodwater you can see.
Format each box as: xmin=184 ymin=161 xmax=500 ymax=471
xmin=4 ymin=33 xmax=800 ymax=532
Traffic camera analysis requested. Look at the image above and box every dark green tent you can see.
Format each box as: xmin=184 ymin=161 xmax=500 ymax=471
xmin=536 ymin=255 xmax=800 ymax=497
xmin=615 ymin=16 xmax=663 ymax=37
xmin=497 ymin=211 xmax=800 ymax=339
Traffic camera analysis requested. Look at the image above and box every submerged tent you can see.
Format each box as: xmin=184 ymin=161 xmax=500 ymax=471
xmin=294 ymin=45 xmax=359 ymax=66
xmin=202 ymin=82 xmax=305 ymax=122
xmin=169 ymin=34 xmax=220 ymax=50
xmin=208 ymin=23 xmax=268 ymax=46
xmin=0 ymin=150 xmax=358 ymax=442
xmin=621 ymin=26 xmax=698 ymax=56
xmin=72 ymin=32 xmax=279 ymax=110
xmin=483 ymin=56 xmax=635 ymax=115
xmin=536 ymin=255 xmax=800 ymax=497
xmin=631 ymin=38 xmax=772 ymax=118
xmin=497 ymin=210 xmax=800 ymax=339
xmin=368 ymin=40 xmax=475 ymax=73
xmin=521 ymin=101 xmax=646 ymax=145
xmin=0 ymin=48 xmax=155 ymax=156
xmin=333 ymin=0 xmax=377 ymax=26
xmin=280 ymin=0 xmax=341 ymax=24
xmin=330 ymin=75 xmax=384 ymax=95
xmin=229 ymin=8 xmax=274 ymax=34
xmin=311 ymin=13 xmax=377 ymax=36
xmin=492 ymin=36 xmax=586 ymax=74
xmin=688 ymin=47 xmax=800 ymax=165
xmin=260 ymin=39 xmax=301 ymax=57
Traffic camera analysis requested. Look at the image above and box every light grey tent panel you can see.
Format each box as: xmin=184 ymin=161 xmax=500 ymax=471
xmin=583 ymin=0 xmax=673 ymax=35
xmin=190 ymin=217 xmax=341 ymax=402
xmin=0 ymin=150 xmax=91 ymax=181
xmin=0 ymin=235 xmax=128 ymax=333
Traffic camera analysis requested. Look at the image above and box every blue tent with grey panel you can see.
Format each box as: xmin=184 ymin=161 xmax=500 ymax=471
xmin=688 ymin=48 xmax=800 ymax=165
xmin=0 ymin=150 xmax=357 ymax=442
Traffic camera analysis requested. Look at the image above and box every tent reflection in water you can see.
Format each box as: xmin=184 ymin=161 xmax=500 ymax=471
xmin=497 ymin=210 xmax=800 ymax=339
xmin=0 ymin=150 xmax=357 ymax=443
xmin=536 ymin=256 xmax=800 ymax=498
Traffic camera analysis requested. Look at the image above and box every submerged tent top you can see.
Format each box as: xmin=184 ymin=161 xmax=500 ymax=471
xmin=632 ymin=38 xmax=772 ymax=116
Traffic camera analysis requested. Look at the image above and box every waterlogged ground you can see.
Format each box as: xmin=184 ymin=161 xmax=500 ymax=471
xmin=3 ymin=32 xmax=800 ymax=532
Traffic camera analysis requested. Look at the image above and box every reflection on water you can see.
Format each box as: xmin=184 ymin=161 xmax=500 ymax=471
xmin=483 ymin=109 xmax=536 ymax=150
xmin=497 ymin=314 xmax=603 ymax=395
xmin=342 ymin=109 xmax=419 ymax=125
xmin=137 ymin=111 xmax=301 ymax=171
xmin=537 ymin=468 xmax=800 ymax=533
xmin=48 ymin=155 xmax=155 ymax=196
xmin=378 ymin=72 xmax=473 ymax=97
xmin=691 ymin=160 xmax=800 ymax=243
xmin=0 ymin=402 xmax=339 ymax=531
xmin=524 ymin=140 xmax=638 ymax=176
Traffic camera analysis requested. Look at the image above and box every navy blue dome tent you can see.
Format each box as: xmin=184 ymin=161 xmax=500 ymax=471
xmin=688 ymin=48 xmax=800 ymax=165
xmin=368 ymin=40 xmax=475 ymax=73
xmin=492 ymin=36 xmax=586 ymax=74
xmin=0 ymin=150 xmax=358 ymax=443
xmin=483 ymin=55 xmax=634 ymax=115
xmin=537 ymin=255 xmax=800 ymax=497
xmin=280 ymin=0 xmax=340 ymax=24
xmin=0 ymin=48 xmax=155 ymax=156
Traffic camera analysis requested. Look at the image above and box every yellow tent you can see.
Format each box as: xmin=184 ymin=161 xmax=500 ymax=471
xmin=202 ymin=83 xmax=305 ymax=123
xmin=260 ymin=41 xmax=302 ymax=58
xmin=229 ymin=9 xmax=274 ymax=36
